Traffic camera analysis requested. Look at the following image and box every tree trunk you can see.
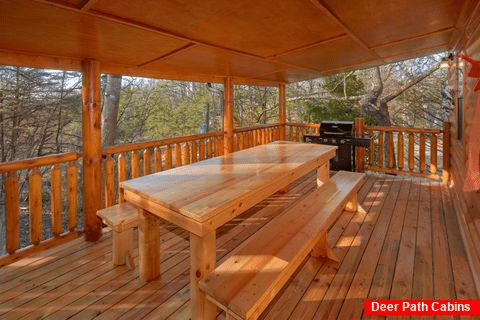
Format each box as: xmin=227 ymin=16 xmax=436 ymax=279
xmin=102 ymin=75 xmax=122 ymax=147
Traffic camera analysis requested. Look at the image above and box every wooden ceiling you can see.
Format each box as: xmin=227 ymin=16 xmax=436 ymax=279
xmin=0 ymin=0 xmax=477 ymax=85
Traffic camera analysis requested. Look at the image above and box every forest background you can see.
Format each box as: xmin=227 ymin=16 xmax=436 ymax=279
xmin=0 ymin=53 xmax=454 ymax=253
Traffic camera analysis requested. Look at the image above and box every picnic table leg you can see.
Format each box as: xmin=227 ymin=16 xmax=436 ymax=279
xmin=138 ymin=209 xmax=161 ymax=282
xmin=317 ymin=161 xmax=329 ymax=187
xmin=190 ymin=231 xmax=217 ymax=320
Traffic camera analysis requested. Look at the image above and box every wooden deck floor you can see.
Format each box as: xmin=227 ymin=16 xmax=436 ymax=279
xmin=0 ymin=172 xmax=477 ymax=320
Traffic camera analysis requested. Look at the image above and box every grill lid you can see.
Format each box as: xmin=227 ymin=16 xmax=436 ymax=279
xmin=319 ymin=120 xmax=354 ymax=137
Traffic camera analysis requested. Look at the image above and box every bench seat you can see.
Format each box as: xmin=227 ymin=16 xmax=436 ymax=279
xmin=97 ymin=202 xmax=138 ymax=267
xmin=199 ymin=171 xmax=365 ymax=320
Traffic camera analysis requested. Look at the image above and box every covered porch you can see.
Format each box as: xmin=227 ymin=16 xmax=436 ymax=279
xmin=1 ymin=172 xmax=476 ymax=320
xmin=1 ymin=0 xmax=480 ymax=319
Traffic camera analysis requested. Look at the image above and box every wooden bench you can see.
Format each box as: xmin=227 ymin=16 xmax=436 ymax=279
xmin=199 ymin=171 xmax=365 ymax=320
xmin=96 ymin=202 xmax=138 ymax=268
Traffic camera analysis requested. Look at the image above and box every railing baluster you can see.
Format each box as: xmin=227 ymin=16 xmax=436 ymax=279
xmin=174 ymin=143 xmax=182 ymax=167
xmin=219 ymin=138 xmax=225 ymax=155
xmin=408 ymin=132 xmax=415 ymax=172
xmin=378 ymin=131 xmax=384 ymax=168
xmin=296 ymin=127 xmax=301 ymax=142
xmin=6 ymin=171 xmax=19 ymax=254
xmin=51 ymin=163 xmax=62 ymax=238
xmin=191 ymin=141 xmax=198 ymax=163
xmin=199 ymin=140 xmax=205 ymax=161
xmin=388 ymin=131 xmax=394 ymax=169
xmin=154 ymin=147 xmax=162 ymax=172
xmin=369 ymin=131 xmax=374 ymax=167
xmin=118 ymin=152 xmax=126 ymax=202
xmin=67 ymin=161 xmax=78 ymax=232
xmin=214 ymin=138 xmax=220 ymax=156
xmin=431 ymin=133 xmax=437 ymax=175
xmin=143 ymin=149 xmax=151 ymax=175
xmin=419 ymin=133 xmax=426 ymax=173
xmin=131 ymin=151 xmax=140 ymax=178
xmin=104 ymin=155 xmax=115 ymax=207
xmin=398 ymin=131 xmax=404 ymax=171
xmin=29 ymin=168 xmax=42 ymax=245
xmin=207 ymin=139 xmax=213 ymax=159
xmin=239 ymin=133 xmax=245 ymax=151
xmin=182 ymin=143 xmax=190 ymax=165
xmin=289 ymin=126 xmax=293 ymax=141
xmin=165 ymin=145 xmax=173 ymax=169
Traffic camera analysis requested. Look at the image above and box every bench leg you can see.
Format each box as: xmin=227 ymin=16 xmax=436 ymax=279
xmin=345 ymin=193 xmax=358 ymax=212
xmin=138 ymin=209 xmax=161 ymax=282
xmin=112 ymin=228 xmax=133 ymax=268
xmin=311 ymin=231 xmax=339 ymax=262
xmin=317 ymin=162 xmax=329 ymax=187
xmin=191 ymin=231 xmax=217 ymax=320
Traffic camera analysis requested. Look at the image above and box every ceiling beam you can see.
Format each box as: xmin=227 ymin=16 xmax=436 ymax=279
xmin=79 ymin=0 xmax=99 ymax=11
xmin=137 ymin=43 xmax=197 ymax=68
xmin=309 ymin=0 xmax=383 ymax=61
xmin=371 ymin=27 xmax=455 ymax=50
xmin=267 ymin=34 xmax=348 ymax=58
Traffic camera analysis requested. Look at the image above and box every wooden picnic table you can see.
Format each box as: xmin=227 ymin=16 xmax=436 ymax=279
xmin=121 ymin=141 xmax=336 ymax=320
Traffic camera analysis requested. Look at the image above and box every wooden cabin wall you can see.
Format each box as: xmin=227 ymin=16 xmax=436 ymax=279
xmin=448 ymin=8 xmax=480 ymax=293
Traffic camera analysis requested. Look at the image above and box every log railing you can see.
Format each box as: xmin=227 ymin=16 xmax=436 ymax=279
xmin=233 ymin=124 xmax=281 ymax=151
xmin=102 ymin=124 xmax=282 ymax=208
xmin=0 ymin=152 xmax=82 ymax=266
xmin=102 ymin=131 xmax=224 ymax=207
xmin=285 ymin=123 xmax=320 ymax=142
xmin=365 ymin=123 xmax=450 ymax=181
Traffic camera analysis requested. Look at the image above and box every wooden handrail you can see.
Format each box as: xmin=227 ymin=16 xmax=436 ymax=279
xmin=0 ymin=152 xmax=81 ymax=173
xmin=233 ymin=124 xmax=280 ymax=133
xmin=103 ymin=131 xmax=223 ymax=155
xmin=286 ymin=122 xmax=321 ymax=128
xmin=365 ymin=126 xmax=442 ymax=134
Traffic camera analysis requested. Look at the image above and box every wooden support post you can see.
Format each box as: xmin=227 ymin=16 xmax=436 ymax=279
xmin=355 ymin=118 xmax=365 ymax=172
xmin=279 ymin=84 xmax=287 ymax=141
xmin=190 ymin=231 xmax=217 ymax=320
xmin=345 ymin=193 xmax=358 ymax=212
xmin=138 ymin=209 xmax=161 ymax=282
xmin=82 ymin=59 xmax=102 ymax=241
xmin=311 ymin=231 xmax=338 ymax=261
xmin=224 ymin=77 xmax=234 ymax=155
xmin=317 ymin=162 xmax=329 ymax=187
xmin=442 ymin=122 xmax=451 ymax=185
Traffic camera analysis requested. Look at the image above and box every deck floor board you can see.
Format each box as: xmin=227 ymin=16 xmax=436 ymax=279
xmin=0 ymin=173 xmax=476 ymax=320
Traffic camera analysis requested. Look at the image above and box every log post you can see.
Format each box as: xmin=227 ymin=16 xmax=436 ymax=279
xmin=442 ymin=122 xmax=451 ymax=185
xmin=81 ymin=59 xmax=102 ymax=241
xmin=224 ymin=77 xmax=234 ymax=154
xmin=279 ymin=84 xmax=287 ymax=140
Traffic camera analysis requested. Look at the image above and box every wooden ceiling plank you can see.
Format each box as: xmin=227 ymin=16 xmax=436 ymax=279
xmin=137 ymin=43 xmax=197 ymax=68
xmin=371 ymin=27 xmax=455 ymax=50
xmin=308 ymin=0 xmax=383 ymax=61
xmin=32 ymin=0 xmax=320 ymax=79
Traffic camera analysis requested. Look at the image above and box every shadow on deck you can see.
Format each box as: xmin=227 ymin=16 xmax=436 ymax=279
xmin=0 ymin=172 xmax=476 ymax=320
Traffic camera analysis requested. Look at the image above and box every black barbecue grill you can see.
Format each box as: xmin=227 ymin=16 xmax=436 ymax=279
xmin=303 ymin=120 xmax=370 ymax=171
